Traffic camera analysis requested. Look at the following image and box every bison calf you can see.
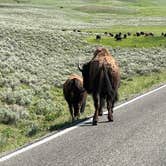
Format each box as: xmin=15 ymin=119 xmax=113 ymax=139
xmin=63 ymin=74 xmax=87 ymax=121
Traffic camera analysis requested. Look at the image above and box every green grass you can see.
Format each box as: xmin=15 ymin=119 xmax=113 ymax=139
xmin=87 ymin=36 xmax=166 ymax=48
xmin=119 ymin=71 xmax=166 ymax=100
xmin=140 ymin=6 xmax=166 ymax=16
xmin=0 ymin=0 xmax=166 ymax=17
xmin=84 ymin=25 xmax=166 ymax=34
xmin=0 ymin=124 xmax=45 ymax=153
xmin=74 ymin=5 xmax=138 ymax=15
xmin=86 ymin=25 xmax=166 ymax=48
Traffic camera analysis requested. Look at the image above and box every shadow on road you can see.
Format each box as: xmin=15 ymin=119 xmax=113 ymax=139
xmin=80 ymin=119 xmax=110 ymax=127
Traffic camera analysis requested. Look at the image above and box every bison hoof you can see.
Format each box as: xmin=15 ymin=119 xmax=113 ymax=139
xmin=92 ymin=120 xmax=98 ymax=125
xmin=72 ymin=117 xmax=76 ymax=122
xmin=108 ymin=116 xmax=114 ymax=122
xmin=99 ymin=111 xmax=103 ymax=116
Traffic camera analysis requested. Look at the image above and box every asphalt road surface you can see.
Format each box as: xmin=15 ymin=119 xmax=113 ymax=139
xmin=1 ymin=85 xmax=166 ymax=166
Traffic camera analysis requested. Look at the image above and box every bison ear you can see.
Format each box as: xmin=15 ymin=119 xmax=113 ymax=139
xmin=94 ymin=47 xmax=102 ymax=56
xmin=78 ymin=63 xmax=83 ymax=72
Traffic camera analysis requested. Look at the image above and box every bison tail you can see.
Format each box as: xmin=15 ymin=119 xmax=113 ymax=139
xmin=80 ymin=99 xmax=86 ymax=113
xmin=103 ymin=65 xmax=116 ymax=101
xmin=114 ymin=91 xmax=119 ymax=102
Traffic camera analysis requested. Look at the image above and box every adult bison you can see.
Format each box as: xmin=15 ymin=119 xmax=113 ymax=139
xmin=63 ymin=74 xmax=87 ymax=121
xmin=78 ymin=47 xmax=120 ymax=125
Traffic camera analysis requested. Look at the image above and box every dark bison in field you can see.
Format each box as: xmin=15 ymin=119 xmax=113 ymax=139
xmin=115 ymin=33 xmax=122 ymax=41
xmin=109 ymin=33 xmax=114 ymax=37
xmin=79 ymin=47 xmax=120 ymax=125
xmin=123 ymin=34 xmax=127 ymax=39
xmin=145 ymin=32 xmax=154 ymax=36
xmin=96 ymin=34 xmax=101 ymax=40
xmin=63 ymin=74 xmax=87 ymax=121
xmin=127 ymin=32 xmax=131 ymax=36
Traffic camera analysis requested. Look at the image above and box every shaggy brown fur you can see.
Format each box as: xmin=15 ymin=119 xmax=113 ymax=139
xmin=63 ymin=74 xmax=87 ymax=121
xmin=80 ymin=47 xmax=120 ymax=125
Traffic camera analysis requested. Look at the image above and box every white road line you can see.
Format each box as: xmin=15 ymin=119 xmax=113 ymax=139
xmin=114 ymin=84 xmax=166 ymax=110
xmin=0 ymin=84 xmax=166 ymax=162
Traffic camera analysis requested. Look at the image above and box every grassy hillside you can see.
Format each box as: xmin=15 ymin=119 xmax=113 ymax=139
xmin=0 ymin=0 xmax=166 ymax=153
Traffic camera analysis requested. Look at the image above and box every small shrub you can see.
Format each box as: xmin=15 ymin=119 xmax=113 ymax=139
xmin=1 ymin=128 xmax=14 ymax=138
xmin=0 ymin=133 xmax=8 ymax=151
xmin=3 ymin=93 xmax=16 ymax=105
xmin=0 ymin=104 xmax=29 ymax=126
xmin=26 ymin=124 xmax=38 ymax=137
xmin=10 ymin=104 xmax=29 ymax=119
xmin=0 ymin=108 xmax=18 ymax=125
xmin=45 ymin=113 xmax=57 ymax=121
xmin=17 ymin=96 xmax=31 ymax=106
xmin=34 ymin=99 xmax=62 ymax=116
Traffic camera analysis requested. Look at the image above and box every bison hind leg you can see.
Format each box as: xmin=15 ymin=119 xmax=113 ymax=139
xmin=68 ymin=103 xmax=75 ymax=122
xmin=92 ymin=93 xmax=100 ymax=125
xmin=80 ymin=99 xmax=86 ymax=114
xmin=73 ymin=103 xmax=81 ymax=120
xmin=99 ymin=96 xmax=105 ymax=116
xmin=106 ymin=96 xmax=114 ymax=122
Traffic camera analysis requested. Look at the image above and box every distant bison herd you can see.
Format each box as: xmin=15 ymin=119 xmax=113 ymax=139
xmin=95 ymin=31 xmax=166 ymax=41
xmin=63 ymin=47 xmax=120 ymax=125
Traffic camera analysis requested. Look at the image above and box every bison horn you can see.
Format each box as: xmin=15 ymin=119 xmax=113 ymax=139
xmin=78 ymin=60 xmax=83 ymax=72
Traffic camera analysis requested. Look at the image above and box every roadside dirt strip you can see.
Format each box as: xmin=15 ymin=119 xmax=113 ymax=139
xmin=0 ymin=84 xmax=166 ymax=166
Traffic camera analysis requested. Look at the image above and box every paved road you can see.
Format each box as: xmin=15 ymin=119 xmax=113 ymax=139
xmin=1 ymin=85 xmax=166 ymax=166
